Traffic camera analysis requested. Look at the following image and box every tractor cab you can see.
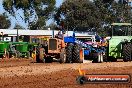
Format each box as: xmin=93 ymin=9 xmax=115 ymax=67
xmin=108 ymin=23 xmax=132 ymax=61
xmin=111 ymin=23 xmax=131 ymax=36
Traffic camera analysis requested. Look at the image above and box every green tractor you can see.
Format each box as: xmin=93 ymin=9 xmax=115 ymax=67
xmin=107 ymin=23 xmax=132 ymax=62
xmin=0 ymin=41 xmax=21 ymax=59
xmin=13 ymin=42 xmax=30 ymax=59
xmin=0 ymin=41 xmax=10 ymax=58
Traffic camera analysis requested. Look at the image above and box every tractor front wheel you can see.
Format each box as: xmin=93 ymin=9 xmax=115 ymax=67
xmin=36 ymin=45 xmax=45 ymax=63
xmin=26 ymin=51 xmax=30 ymax=59
xmin=59 ymin=48 xmax=66 ymax=63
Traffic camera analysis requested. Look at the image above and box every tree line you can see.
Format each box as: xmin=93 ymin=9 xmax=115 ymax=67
xmin=0 ymin=0 xmax=131 ymax=36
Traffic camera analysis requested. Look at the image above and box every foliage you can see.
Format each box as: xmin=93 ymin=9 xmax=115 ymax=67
xmin=55 ymin=0 xmax=131 ymax=36
xmin=3 ymin=0 xmax=56 ymax=30
xmin=94 ymin=0 xmax=131 ymax=36
xmin=29 ymin=16 xmax=46 ymax=30
xmin=55 ymin=0 xmax=101 ymax=31
xmin=0 ymin=14 xmax=11 ymax=29
xmin=48 ymin=22 xmax=57 ymax=30
xmin=14 ymin=24 xmax=24 ymax=29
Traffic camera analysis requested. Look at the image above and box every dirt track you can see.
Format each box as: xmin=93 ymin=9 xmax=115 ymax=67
xmin=0 ymin=59 xmax=132 ymax=88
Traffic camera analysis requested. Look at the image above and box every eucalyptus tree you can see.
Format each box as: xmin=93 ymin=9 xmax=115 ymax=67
xmin=3 ymin=0 xmax=56 ymax=30
xmin=0 ymin=14 xmax=11 ymax=29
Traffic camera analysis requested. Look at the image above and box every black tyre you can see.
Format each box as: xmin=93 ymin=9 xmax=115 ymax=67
xmin=66 ymin=43 xmax=73 ymax=63
xmin=26 ymin=52 xmax=30 ymax=59
xmin=16 ymin=51 xmax=21 ymax=58
xmin=103 ymin=52 xmax=107 ymax=62
xmin=13 ymin=52 xmax=17 ymax=58
xmin=39 ymin=48 xmax=45 ymax=62
xmin=73 ymin=44 xmax=83 ymax=63
xmin=0 ymin=54 xmax=3 ymax=58
xmin=103 ymin=47 xmax=108 ymax=62
xmin=92 ymin=56 xmax=98 ymax=63
xmin=59 ymin=48 xmax=66 ymax=63
xmin=9 ymin=52 xmax=16 ymax=58
xmin=106 ymin=56 xmax=117 ymax=62
xmin=122 ymin=43 xmax=131 ymax=62
xmin=44 ymin=56 xmax=53 ymax=63
xmin=9 ymin=52 xmax=12 ymax=58
xmin=111 ymin=57 xmax=117 ymax=62
xmin=92 ymin=52 xmax=103 ymax=63
xmin=36 ymin=45 xmax=45 ymax=63
xmin=22 ymin=53 xmax=25 ymax=58
xmin=36 ymin=45 xmax=40 ymax=62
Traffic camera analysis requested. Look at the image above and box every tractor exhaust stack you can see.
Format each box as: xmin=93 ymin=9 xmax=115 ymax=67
xmin=52 ymin=29 xmax=54 ymax=38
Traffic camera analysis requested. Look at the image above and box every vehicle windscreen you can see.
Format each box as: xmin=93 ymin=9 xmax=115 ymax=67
xmin=113 ymin=25 xmax=130 ymax=36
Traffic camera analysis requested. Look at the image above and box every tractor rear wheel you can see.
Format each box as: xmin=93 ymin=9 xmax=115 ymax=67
xmin=36 ymin=45 xmax=40 ymax=62
xmin=73 ymin=44 xmax=83 ymax=63
xmin=66 ymin=43 xmax=73 ymax=63
xmin=39 ymin=48 xmax=45 ymax=62
xmin=36 ymin=45 xmax=45 ymax=63
xmin=59 ymin=48 xmax=66 ymax=63
xmin=122 ymin=43 xmax=131 ymax=62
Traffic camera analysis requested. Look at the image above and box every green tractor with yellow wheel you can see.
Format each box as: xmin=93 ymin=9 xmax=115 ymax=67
xmin=107 ymin=23 xmax=132 ymax=62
